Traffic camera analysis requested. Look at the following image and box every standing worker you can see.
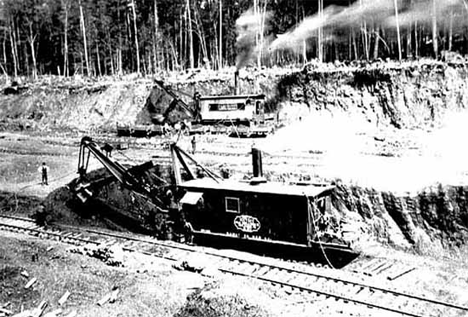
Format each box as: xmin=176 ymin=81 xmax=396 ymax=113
xmin=38 ymin=162 xmax=49 ymax=185
xmin=191 ymin=135 xmax=197 ymax=154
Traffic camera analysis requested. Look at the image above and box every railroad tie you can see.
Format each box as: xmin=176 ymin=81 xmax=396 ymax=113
xmin=374 ymin=262 xmax=393 ymax=275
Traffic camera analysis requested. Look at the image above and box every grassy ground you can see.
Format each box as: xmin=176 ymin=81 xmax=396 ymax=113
xmin=0 ymin=230 xmax=197 ymax=317
xmin=0 ymin=230 xmax=299 ymax=317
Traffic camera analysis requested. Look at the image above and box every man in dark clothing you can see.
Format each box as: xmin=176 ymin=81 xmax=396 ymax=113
xmin=191 ymin=136 xmax=197 ymax=154
xmin=38 ymin=162 xmax=49 ymax=185
xmin=35 ymin=204 xmax=47 ymax=226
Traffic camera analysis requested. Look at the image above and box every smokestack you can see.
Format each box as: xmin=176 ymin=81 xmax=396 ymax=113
xmin=234 ymin=70 xmax=240 ymax=95
xmin=251 ymin=147 xmax=266 ymax=184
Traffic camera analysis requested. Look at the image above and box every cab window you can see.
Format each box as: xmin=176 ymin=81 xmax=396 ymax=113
xmin=225 ymin=197 xmax=240 ymax=213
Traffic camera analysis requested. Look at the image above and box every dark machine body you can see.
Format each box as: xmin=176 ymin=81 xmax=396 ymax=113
xmin=71 ymin=137 xmax=358 ymax=266
xmin=171 ymin=145 xmax=359 ymax=267
xmin=118 ymin=74 xmax=275 ymax=138
xmin=73 ymin=136 xmax=171 ymax=235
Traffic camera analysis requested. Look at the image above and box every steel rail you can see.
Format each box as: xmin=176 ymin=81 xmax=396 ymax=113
xmin=1 ymin=215 xmax=467 ymax=316
xmin=82 ymin=224 xmax=467 ymax=314
xmin=219 ymin=267 xmax=424 ymax=317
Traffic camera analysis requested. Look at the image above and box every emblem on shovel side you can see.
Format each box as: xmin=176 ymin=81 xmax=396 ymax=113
xmin=234 ymin=215 xmax=261 ymax=233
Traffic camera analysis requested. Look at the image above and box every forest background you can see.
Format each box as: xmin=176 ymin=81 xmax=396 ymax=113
xmin=0 ymin=0 xmax=467 ymax=79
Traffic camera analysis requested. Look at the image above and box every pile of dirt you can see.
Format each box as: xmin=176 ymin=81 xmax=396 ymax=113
xmin=68 ymin=244 xmax=125 ymax=267
xmin=174 ymin=279 xmax=279 ymax=317
xmin=0 ymin=191 xmax=42 ymax=215
xmin=0 ymin=78 xmax=154 ymax=132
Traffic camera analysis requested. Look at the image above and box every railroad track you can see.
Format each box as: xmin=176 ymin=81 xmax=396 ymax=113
xmin=1 ymin=214 xmax=467 ymax=317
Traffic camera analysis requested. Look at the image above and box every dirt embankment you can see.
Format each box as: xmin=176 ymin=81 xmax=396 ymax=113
xmin=331 ymin=183 xmax=468 ymax=256
xmin=2 ymin=62 xmax=467 ymax=132
xmin=0 ymin=78 xmax=155 ymax=132
xmin=2 ymin=62 xmax=468 ymax=256
xmin=276 ymin=61 xmax=468 ymax=129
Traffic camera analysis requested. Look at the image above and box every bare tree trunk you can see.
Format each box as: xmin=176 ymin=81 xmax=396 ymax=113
xmin=130 ymin=0 xmax=140 ymax=74
xmin=153 ymin=0 xmax=162 ymax=71
xmin=27 ymin=23 xmax=38 ymax=79
xmin=147 ymin=51 xmax=152 ymax=74
xmin=414 ymin=21 xmax=419 ymax=58
xmin=219 ymin=0 xmax=222 ymax=69
xmin=106 ymin=29 xmax=114 ymax=75
xmin=186 ymin=0 xmax=194 ymax=69
xmin=348 ymin=31 xmax=352 ymax=60
xmin=2 ymin=29 xmax=7 ymax=65
xmin=9 ymin=21 xmax=18 ymax=78
xmin=393 ymin=0 xmax=402 ymax=61
xmin=359 ymin=0 xmax=369 ymax=60
xmin=448 ymin=10 xmax=453 ymax=51
xmin=61 ymin=0 xmax=69 ymax=76
xmin=23 ymin=42 xmax=30 ymax=76
xmin=317 ymin=0 xmax=323 ymax=62
xmin=96 ymin=39 xmax=102 ymax=76
xmin=258 ymin=0 xmax=268 ymax=67
xmin=79 ymin=0 xmax=90 ymax=76
xmin=194 ymin=6 xmax=208 ymax=68
xmin=352 ymin=28 xmax=358 ymax=59
xmin=254 ymin=0 xmax=258 ymax=66
xmin=373 ymin=26 xmax=380 ymax=59
xmin=167 ymin=38 xmax=180 ymax=70
xmin=431 ymin=0 xmax=438 ymax=58
xmin=302 ymin=39 xmax=307 ymax=64
xmin=15 ymin=19 xmax=22 ymax=73
xmin=180 ymin=15 xmax=184 ymax=68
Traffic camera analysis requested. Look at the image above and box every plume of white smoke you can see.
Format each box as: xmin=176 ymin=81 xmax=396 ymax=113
xmin=385 ymin=0 xmax=468 ymax=28
xmin=329 ymin=0 xmax=396 ymax=27
xmin=269 ymin=7 xmax=336 ymax=52
xmin=269 ymin=0 xmax=398 ymax=53
xmin=235 ymin=7 xmax=272 ymax=69
xmin=267 ymin=0 xmax=468 ymax=54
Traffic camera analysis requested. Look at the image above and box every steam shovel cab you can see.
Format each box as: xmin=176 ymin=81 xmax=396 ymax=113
xmin=172 ymin=145 xmax=359 ymax=268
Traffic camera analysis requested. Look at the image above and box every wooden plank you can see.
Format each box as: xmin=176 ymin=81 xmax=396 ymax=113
xmin=109 ymin=289 xmax=119 ymax=303
xmin=387 ymin=267 xmax=416 ymax=281
xmin=24 ymin=277 xmax=37 ymax=289
xmin=58 ymin=291 xmax=71 ymax=306
xmin=63 ymin=311 xmax=76 ymax=317
xmin=97 ymin=293 xmax=111 ymax=306
xmin=0 ymin=307 xmax=13 ymax=315
xmin=43 ymin=309 xmax=62 ymax=317
xmin=31 ymin=301 xmax=48 ymax=317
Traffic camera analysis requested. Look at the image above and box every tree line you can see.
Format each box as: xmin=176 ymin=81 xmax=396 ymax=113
xmin=0 ymin=0 xmax=467 ymax=79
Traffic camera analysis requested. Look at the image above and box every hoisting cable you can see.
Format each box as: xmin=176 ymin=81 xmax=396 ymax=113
xmin=306 ymin=194 xmax=335 ymax=269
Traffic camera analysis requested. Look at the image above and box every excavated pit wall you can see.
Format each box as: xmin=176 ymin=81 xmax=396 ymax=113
xmin=2 ymin=62 xmax=468 ymax=253
xmin=1 ymin=62 xmax=467 ymax=131
xmin=274 ymin=62 xmax=468 ymax=254
xmin=276 ymin=61 xmax=468 ymax=128
xmin=332 ymin=183 xmax=468 ymax=255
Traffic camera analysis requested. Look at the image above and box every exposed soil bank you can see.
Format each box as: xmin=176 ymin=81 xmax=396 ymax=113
xmin=276 ymin=60 xmax=468 ymax=129
xmin=2 ymin=61 xmax=466 ymax=132
xmin=2 ymin=61 xmax=468 ymax=256
xmin=332 ymin=183 xmax=468 ymax=256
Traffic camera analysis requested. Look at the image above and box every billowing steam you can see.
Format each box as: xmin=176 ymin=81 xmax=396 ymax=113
xmin=269 ymin=0 xmax=396 ymax=52
xmin=265 ymin=0 xmax=468 ymax=53
xmin=235 ymin=7 xmax=272 ymax=69
xmin=269 ymin=8 xmax=335 ymax=53
xmin=385 ymin=0 xmax=465 ymax=28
